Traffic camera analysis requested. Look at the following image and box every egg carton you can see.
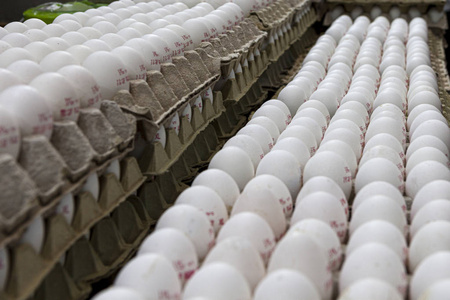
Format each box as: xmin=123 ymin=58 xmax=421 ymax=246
xmin=0 ymin=157 xmax=145 ymax=300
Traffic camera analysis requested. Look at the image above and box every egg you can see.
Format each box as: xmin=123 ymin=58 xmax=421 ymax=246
xmin=346 ymin=220 xmax=407 ymax=263
xmin=40 ymin=51 xmax=78 ymax=72
xmin=203 ymin=236 xmax=265 ymax=289
xmin=410 ymin=252 xmax=450 ymax=300
xmin=0 ymin=85 xmax=53 ymax=138
xmin=138 ymin=228 xmax=198 ymax=284
xmin=111 ymin=46 xmax=147 ymax=81
xmin=254 ymin=269 xmax=320 ymax=300
xmin=271 ymin=137 xmax=310 ymax=167
xmin=406 ymin=160 xmax=450 ymax=198
xmin=0 ymin=47 xmax=36 ymax=68
xmin=19 ymin=215 xmax=45 ymax=254
xmin=340 ymin=243 xmax=407 ymax=297
xmin=406 ymin=147 xmax=449 ymax=175
xmin=216 ymin=212 xmax=275 ymax=265
xmin=223 ymin=135 xmax=264 ymax=169
xmin=175 ymin=186 xmax=228 ymax=233
xmin=82 ymin=51 xmax=129 ymax=100
xmin=30 ymin=72 xmax=80 ymax=122
xmin=208 ymin=146 xmax=254 ymax=191
xmin=80 ymin=172 xmax=100 ymax=201
xmin=114 ymin=254 xmax=181 ymax=299
xmin=410 ymin=200 xmax=450 ymax=238
xmin=23 ymin=29 xmax=50 ymax=42
xmin=268 ymin=232 xmax=333 ymax=300
xmin=7 ymin=59 xmax=43 ymax=84
xmin=360 ymin=145 xmax=404 ymax=175
xmin=91 ymin=287 xmax=145 ymax=300
xmin=237 ymin=124 xmax=273 ymax=153
xmin=23 ymin=18 xmax=47 ymax=29
xmin=55 ymin=193 xmax=75 ymax=225
xmin=252 ymin=105 xmax=288 ymax=132
xmin=183 ymin=262 xmax=251 ymax=300
xmin=156 ymin=205 xmax=214 ymax=260
xmin=244 ymin=174 xmax=293 ymax=218
xmin=288 ymin=219 xmax=342 ymax=271
xmin=338 ymin=278 xmax=403 ymax=300
xmin=58 ymin=65 xmax=102 ymax=109
xmin=152 ymin=125 xmax=166 ymax=148
xmin=64 ymin=45 xmax=93 ymax=64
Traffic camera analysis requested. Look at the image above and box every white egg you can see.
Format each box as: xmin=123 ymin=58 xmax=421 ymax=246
xmin=252 ymin=105 xmax=288 ymax=132
xmin=216 ymin=212 xmax=275 ymax=265
xmin=338 ymin=278 xmax=403 ymax=300
xmin=40 ymin=51 xmax=78 ymax=72
xmin=254 ymin=269 xmax=321 ymax=300
xmin=409 ymin=221 xmax=450 ymax=272
xmin=340 ymin=243 xmax=407 ymax=297
xmin=183 ymin=262 xmax=251 ymax=300
xmin=203 ymin=236 xmax=265 ymax=290
xmin=0 ymin=47 xmax=36 ymax=68
xmin=111 ymin=46 xmax=147 ymax=81
xmin=80 ymin=172 xmax=100 ymax=201
xmin=114 ymin=254 xmax=181 ymax=299
xmin=256 ymin=150 xmax=302 ymax=200
xmin=410 ymin=200 xmax=450 ymax=238
xmin=288 ymin=219 xmax=342 ymax=271
xmin=156 ymin=205 xmax=214 ymax=260
xmin=208 ymin=146 xmax=254 ymax=191
xmin=30 ymin=72 xmax=80 ymax=122
xmin=58 ymin=65 xmax=103 ymax=109
xmin=138 ymin=228 xmax=198 ymax=284
xmin=224 ymin=135 xmax=264 ymax=169
xmin=82 ymin=51 xmax=129 ymax=100
xmin=91 ymin=287 xmax=145 ymax=300
xmin=175 ymin=186 xmax=228 ymax=233
xmin=303 ymin=151 xmax=352 ymax=199
xmin=0 ymin=85 xmax=53 ymax=139
xmin=19 ymin=215 xmax=45 ymax=254
xmin=237 ymin=124 xmax=273 ymax=154
xmin=278 ymin=125 xmax=317 ymax=156
xmin=406 ymin=160 xmax=450 ymax=198
xmin=66 ymin=45 xmax=94 ymax=64
xmin=346 ymin=220 xmax=407 ymax=263
xmin=244 ymin=174 xmax=293 ymax=218
xmin=55 ymin=193 xmax=74 ymax=225
xmin=410 ymin=251 xmax=450 ymax=300
xmin=268 ymin=232 xmax=333 ymax=300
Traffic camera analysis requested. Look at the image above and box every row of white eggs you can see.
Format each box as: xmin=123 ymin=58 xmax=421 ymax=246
xmin=0 ymin=0 xmax=260 ymax=161
xmin=330 ymin=5 xmax=444 ymax=25
xmin=0 ymin=158 xmax=122 ymax=291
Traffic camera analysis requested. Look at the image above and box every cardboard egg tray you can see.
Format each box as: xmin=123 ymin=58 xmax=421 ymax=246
xmin=428 ymin=29 xmax=450 ymax=123
xmin=0 ymin=155 xmax=146 ymax=300
xmin=0 ymin=100 xmax=139 ymax=237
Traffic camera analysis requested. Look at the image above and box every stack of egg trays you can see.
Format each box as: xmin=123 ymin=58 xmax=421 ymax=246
xmin=252 ymin=0 xmax=320 ymax=90
xmin=114 ymin=42 xmax=225 ymax=180
xmin=428 ymin=29 xmax=450 ymax=122
xmin=0 ymin=127 xmax=146 ymax=299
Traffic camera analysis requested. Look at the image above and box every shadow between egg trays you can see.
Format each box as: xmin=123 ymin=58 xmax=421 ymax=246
xmin=2 ymin=156 xmax=146 ymax=300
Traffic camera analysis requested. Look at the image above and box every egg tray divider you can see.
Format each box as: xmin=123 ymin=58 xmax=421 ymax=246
xmin=0 ymin=99 xmax=138 ymax=240
xmin=0 ymin=156 xmax=146 ymax=300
